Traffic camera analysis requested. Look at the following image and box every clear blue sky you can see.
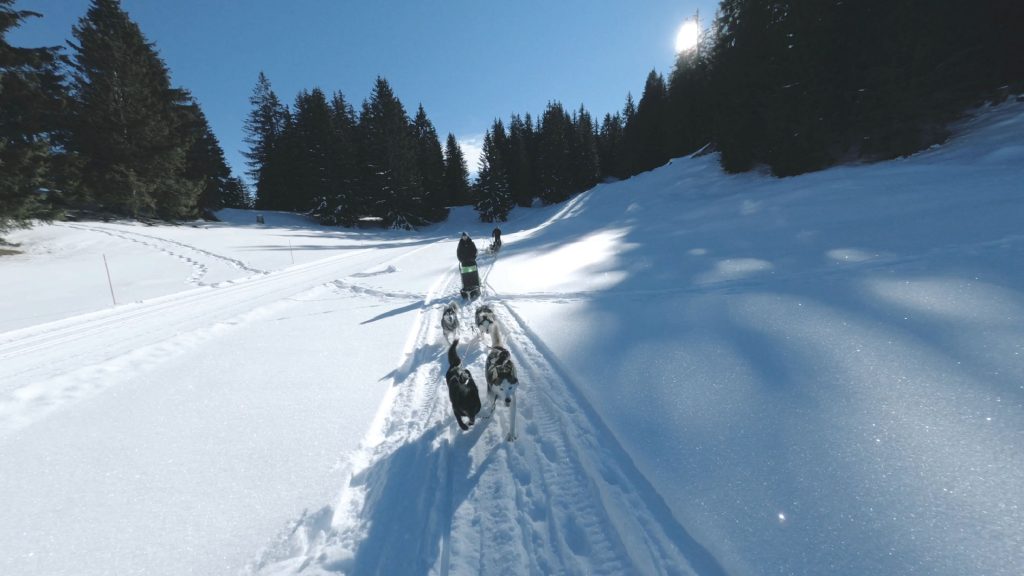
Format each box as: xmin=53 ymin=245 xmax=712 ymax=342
xmin=9 ymin=0 xmax=719 ymax=181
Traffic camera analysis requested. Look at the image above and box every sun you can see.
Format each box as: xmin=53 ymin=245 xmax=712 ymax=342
xmin=675 ymin=20 xmax=701 ymax=53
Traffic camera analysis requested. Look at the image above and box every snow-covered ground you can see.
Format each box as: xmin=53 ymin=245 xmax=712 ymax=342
xmin=1 ymin=101 xmax=1022 ymax=576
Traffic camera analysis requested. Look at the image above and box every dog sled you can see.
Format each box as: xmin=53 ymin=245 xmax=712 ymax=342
xmin=459 ymin=262 xmax=481 ymax=300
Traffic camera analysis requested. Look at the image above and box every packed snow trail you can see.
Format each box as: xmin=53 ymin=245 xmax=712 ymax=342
xmin=0 ymin=233 xmax=442 ymax=437
xmin=251 ymin=268 xmax=722 ymax=575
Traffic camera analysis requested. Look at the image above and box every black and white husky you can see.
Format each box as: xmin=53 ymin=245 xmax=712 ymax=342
xmin=475 ymin=304 xmax=496 ymax=337
xmin=445 ymin=340 xmax=481 ymax=431
xmin=441 ymin=301 xmax=459 ymax=343
xmin=484 ymin=324 xmax=518 ymax=441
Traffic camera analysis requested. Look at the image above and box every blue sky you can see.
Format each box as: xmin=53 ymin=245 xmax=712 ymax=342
xmin=9 ymin=0 xmax=719 ymax=181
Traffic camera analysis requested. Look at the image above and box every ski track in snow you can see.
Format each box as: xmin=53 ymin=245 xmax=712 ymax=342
xmin=249 ymin=258 xmax=721 ymax=575
xmin=0 ymin=234 xmax=442 ymax=438
xmin=59 ymin=222 xmax=269 ymax=284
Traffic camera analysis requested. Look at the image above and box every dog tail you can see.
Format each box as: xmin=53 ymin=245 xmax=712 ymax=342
xmin=448 ymin=339 xmax=461 ymax=367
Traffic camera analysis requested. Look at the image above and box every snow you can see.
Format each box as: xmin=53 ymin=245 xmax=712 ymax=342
xmin=1 ymin=100 xmax=1022 ymax=576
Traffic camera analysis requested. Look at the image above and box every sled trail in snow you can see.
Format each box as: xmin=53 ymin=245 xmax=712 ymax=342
xmin=0 ymin=230 xmax=439 ymax=438
xmin=251 ymin=269 xmax=722 ymax=575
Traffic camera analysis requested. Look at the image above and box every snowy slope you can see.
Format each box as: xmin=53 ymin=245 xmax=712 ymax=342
xmin=1 ymin=101 xmax=1022 ymax=576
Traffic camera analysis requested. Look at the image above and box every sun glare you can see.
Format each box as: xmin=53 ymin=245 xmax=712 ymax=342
xmin=675 ymin=20 xmax=701 ymax=53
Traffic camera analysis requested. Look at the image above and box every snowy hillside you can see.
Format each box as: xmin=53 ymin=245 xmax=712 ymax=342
xmin=1 ymin=101 xmax=1022 ymax=576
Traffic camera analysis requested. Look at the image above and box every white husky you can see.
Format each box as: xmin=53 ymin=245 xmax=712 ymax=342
xmin=484 ymin=322 xmax=518 ymax=441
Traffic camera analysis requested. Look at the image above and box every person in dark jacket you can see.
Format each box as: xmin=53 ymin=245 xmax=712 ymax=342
xmin=490 ymin=227 xmax=502 ymax=252
xmin=457 ymin=232 xmax=478 ymax=265
xmin=457 ymin=232 xmax=481 ymax=299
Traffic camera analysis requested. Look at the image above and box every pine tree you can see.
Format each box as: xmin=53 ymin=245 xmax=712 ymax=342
xmin=706 ymin=0 xmax=773 ymax=172
xmin=412 ymin=104 xmax=448 ymax=222
xmin=536 ymin=102 xmax=573 ymax=204
xmin=220 ymin=176 xmax=251 ymax=209
xmin=617 ymin=94 xmax=637 ymax=178
xmin=290 ymin=88 xmax=333 ymax=212
xmin=358 ymin=77 xmax=422 ymax=229
xmin=180 ymin=98 xmax=232 ymax=212
xmin=442 ymin=133 xmax=471 ymax=207
xmin=474 ymin=128 xmax=512 ymax=222
xmin=625 ymin=70 xmax=671 ymax=174
xmin=0 ymin=0 xmax=66 ymax=231
xmin=311 ymin=91 xmax=359 ymax=225
xmin=570 ymin=105 xmax=600 ymax=192
xmin=243 ymin=72 xmax=288 ymax=211
xmin=596 ymin=112 xmax=624 ymax=181
xmin=67 ymin=0 xmax=201 ymax=219
xmin=666 ymin=24 xmax=714 ymax=160
xmin=507 ymin=114 xmax=534 ymax=207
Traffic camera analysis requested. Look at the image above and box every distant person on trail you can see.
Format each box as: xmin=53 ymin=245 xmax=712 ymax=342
xmin=457 ymin=232 xmax=481 ymax=300
xmin=490 ymin=227 xmax=502 ymax=252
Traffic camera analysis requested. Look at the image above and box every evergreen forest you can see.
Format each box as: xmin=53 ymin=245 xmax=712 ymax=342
xmin=2 ymin=0 xmax=1021 ymax=232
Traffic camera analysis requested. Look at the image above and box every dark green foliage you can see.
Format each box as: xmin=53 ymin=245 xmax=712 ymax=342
xmin=614 ymin=94 xmax=637 ymax=179
xmin=666 ymin=32 xmax=713 ymax=160
xmin=701 ymin=0 xmax=1023 ymax=175
xmin=220 ymin=176 xmax=251 ymax=209
xmin=443 ymin=133 xmax=471 ymax=207
xmin=412 ymin=104 xmax=448 ymax=222
xmin=570 ymin=105 xmax=599 ymax=192
xmin=290 ymin=88 xmax=333 ymax=212
xmin=536 ymin=102 xmax=573 ymax=204
xmin=247 ymin=76 xmax=453 ymax=228
xmin=359 ymin=77 xmax=424 ymax=229
xmin=0 ymin=0 xmax=66 ymax=231
xmin=181 ymin=99 xmax=234 ymax=211
xmin=474 ymin=123 xmax=513 ymax=222
xmin=507 ymin=114 xmax=534 ymax=207
xmin=624 ymin=71 xmax=671 ymax=174
xmin=596 ymin=112 xmax=624 ymax=181
xmin=66 ymin=0 xmax=202 ymax=219
xmin=240 ymin=0 xmax=1023 ymax=225
xmin=311 ymin=91 xmax=359 ymax=225
xmin=243 ymin=71 xmax=288 ymax=211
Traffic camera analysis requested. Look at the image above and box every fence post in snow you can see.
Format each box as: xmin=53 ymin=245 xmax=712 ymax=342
xmin=289 ymin=240 xmax=294 ymax=265
xmin=103 ymin=254 xmax=117 ymax=306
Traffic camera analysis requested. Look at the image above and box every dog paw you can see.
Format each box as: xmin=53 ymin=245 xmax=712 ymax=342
xmin=458 ymin=421 xmax=469 ymax=431
xmin=506 ymin=432 xmax=517 ymax=442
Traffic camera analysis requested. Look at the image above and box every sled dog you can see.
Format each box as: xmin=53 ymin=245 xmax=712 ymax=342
xmin=444 ymin=340 xmax=481 ymax=431
xmin=475 ymin=304 xmax=496 ymax=335
xmin=441 ymin=301 xmax=459 ymax=343
xmin=484 ymin=324 xmax=519 ymax=441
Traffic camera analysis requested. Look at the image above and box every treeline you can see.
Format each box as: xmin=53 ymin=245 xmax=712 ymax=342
xmin=243 ymin=75 xmax=464 ymax=229
xmin=1 ymin=0 xmax=247 ymax=232
xmin=672 ymin=0 xmax=1023 ymax=175
xmin=4 ymin=0 xmax=1021 ymax=233
xmin=472 ymin=0 xmax=1024 ymax=223
xmin=242 ymin=73 xmax=609 ymax=226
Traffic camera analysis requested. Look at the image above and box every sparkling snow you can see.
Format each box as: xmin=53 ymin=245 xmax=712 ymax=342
xmin=1 ymin=101 xmax=1022 ymax=576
